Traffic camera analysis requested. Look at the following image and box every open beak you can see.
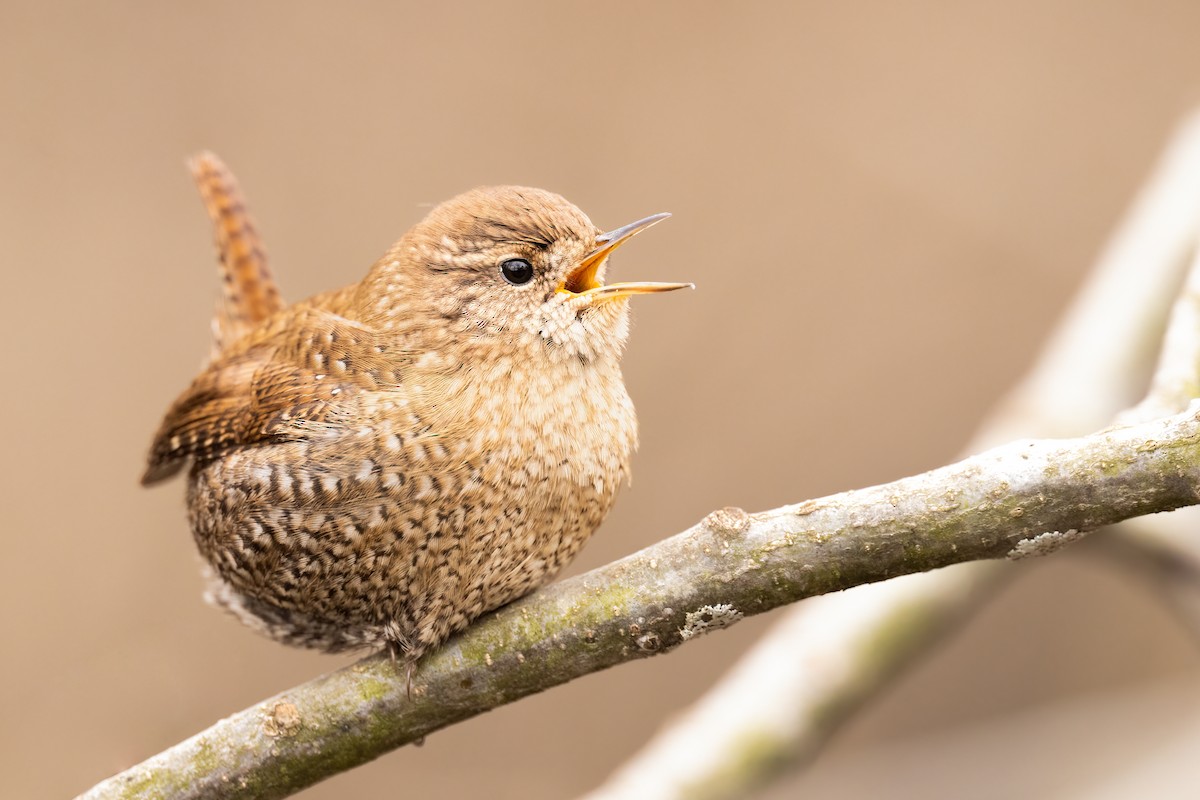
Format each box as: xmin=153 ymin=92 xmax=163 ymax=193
xmin=559 ymin=212 xmax=693 ymax=301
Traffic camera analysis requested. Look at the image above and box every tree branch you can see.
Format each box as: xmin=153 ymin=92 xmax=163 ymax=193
xmin=581 ymin=108 xmax=1200 ymax=800
xmin=1122 ymin=239 xmax=1200 ymax=426
xmin=1102 ymin=225 xmax=1200 ymax=638
xmin=81 ymin=404 xmax=1200 ymax=799
xmin=580 ymin=565 xmax=1005 ymax=800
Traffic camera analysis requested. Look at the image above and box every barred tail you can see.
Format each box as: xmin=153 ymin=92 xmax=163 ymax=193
xmin=188 ymin=152 xmax=284 ymax=352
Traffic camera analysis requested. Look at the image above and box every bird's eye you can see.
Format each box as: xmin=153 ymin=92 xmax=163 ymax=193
xmin=500 ymin=258 xmax=534 ymax=286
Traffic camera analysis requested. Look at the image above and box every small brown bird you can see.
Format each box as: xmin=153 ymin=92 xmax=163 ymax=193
xmin=144 ymin=154 xmax=690 ymax=671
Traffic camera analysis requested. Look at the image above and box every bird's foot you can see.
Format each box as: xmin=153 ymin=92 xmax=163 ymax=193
xmin=385 ymin=638 xmax=419 ymax=700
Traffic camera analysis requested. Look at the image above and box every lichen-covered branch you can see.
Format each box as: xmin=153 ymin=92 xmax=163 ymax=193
xmin=581 ymin=566 xmax=1004 ymax=800
xmin=1105 ymin=212 xmax=1200 ymax=636
xmin=582 ymin=109 xmax=1200 ymax=800
xmin=80 ymin=405 xmax=1200 ymax=800
xmin=84 ymin=111 xmax=1200 ymax=800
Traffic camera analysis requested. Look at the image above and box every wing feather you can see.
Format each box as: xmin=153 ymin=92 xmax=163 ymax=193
xmin=142 ymin=309 xmax=406 ymax=485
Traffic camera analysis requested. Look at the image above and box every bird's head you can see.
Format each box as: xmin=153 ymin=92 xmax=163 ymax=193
xmin=355 ymin=186 xmax=690 ymax=365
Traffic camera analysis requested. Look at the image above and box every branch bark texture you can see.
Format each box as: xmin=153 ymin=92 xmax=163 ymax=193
xmin=81 ymin=405 xmax=1200 ymax=800
xmin=584 ymin=111 xmax=1200 ymax=800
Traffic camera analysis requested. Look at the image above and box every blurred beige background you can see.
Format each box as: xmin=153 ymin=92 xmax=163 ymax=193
xmin=5 ymin=2 xmax=1200 ymax=798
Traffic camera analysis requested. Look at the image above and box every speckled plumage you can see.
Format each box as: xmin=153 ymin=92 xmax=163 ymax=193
xmin=144 ymin=154 xmax=688 ymax=664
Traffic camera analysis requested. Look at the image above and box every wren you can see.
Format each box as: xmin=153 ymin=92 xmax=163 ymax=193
xmin=144 ymin=154 xmax=690 ymax=669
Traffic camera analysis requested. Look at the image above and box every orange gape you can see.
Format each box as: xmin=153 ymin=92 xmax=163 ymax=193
xmin=144 ymin=155 xmax=691 ymax=684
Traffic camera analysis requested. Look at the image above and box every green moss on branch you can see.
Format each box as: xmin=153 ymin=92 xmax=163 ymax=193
xmin=80 ymin=405 xmax=1200 ymax=800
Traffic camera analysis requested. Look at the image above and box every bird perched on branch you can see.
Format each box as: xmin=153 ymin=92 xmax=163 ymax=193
xmin=143 ymin=153 xmax=690 ymax=676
